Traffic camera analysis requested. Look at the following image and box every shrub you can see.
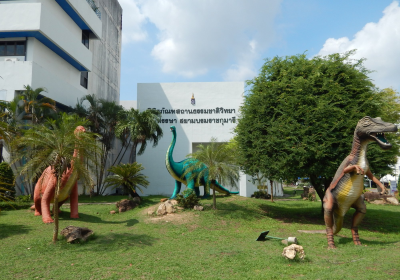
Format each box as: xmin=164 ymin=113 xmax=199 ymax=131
xmin=252 ymin=190 xmax=271 ymax=199
xmin=0 ymin=162 xmax=15 ymax=197
xmin=14 ymin=195 xmax=32 ymax=202
xmin=176 ymin=189 xmax=201 ymax=209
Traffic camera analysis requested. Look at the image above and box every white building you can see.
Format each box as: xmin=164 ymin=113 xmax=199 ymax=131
xmin=0 ymin=0 xmax=122 ymax=106
xmin=121 ymin=82 xmax=283 ymax=198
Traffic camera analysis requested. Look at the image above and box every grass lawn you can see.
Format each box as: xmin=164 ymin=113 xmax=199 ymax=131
xmin=1 ymin=195 xmax=399 ymax=279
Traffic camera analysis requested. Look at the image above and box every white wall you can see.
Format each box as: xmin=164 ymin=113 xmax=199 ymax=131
xmin=131 ymin=82 xmax=283 ymax=197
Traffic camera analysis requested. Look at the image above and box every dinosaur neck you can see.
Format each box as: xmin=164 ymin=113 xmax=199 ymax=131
xmin=166 ymin=130 xmax=180 ymax=175
xmin=349 ymin=133 xmax=369 ymax=164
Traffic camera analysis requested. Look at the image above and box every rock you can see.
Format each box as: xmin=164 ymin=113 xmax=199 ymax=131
xmin=132 ymin=197 xmax=141 ymax=205
xmin=160 ymin=198 xmax=168 ymax=202
xmin=157 ymin=203 xmax=167 ymax=215
xmin=110 ymin=210 xmax=116 ymax=214
xmin=61 ymin=226 xmax=93 ymax=243
xmin=165 ymin=202 xmax=175 ymax=214
xmin=169 ymin=199 xmax=178 ymax=205
xmin=370 ymin=199 xmax=386 ymax=205
xmin=386 ymin=197 xmax=399 ymax=205
xmin=193 ymin=205 xmax=203 ymax=211
xmin=302 ymin=197 xmax=308 ymax=200
xmin=117 ymin=199 xmax=137 ymax=213
xmin=282 ymin=244 xmax=305 ymax=260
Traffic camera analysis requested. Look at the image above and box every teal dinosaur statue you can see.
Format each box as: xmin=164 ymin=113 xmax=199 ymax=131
xmin=166 ymin=126 xmax=239 ymax=199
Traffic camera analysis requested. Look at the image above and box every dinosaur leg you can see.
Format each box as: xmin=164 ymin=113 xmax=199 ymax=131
xmin=69 ymin=181 xmax=79 ymax=219
xmin=350 ymin=195 xmax=366 ymax=246
xmin=170 ymin=180 xmax=182 ymax=199
xmin=323 ymin=190 xmax=336 ymax=249
xmin=41 ymin=177 xmax=56 ymax=224
xmin=33 ymin=177 xmax=45 ymax=216
xmin=203 ymin=181 xmax=210 ymax=199
xmin=194 ymin=187 xmax=200 ymax=197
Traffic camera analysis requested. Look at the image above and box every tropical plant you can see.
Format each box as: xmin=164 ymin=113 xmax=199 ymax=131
xmin=105 ymin=162 xmax=149 ymax=198
xmin=183 ymin=138 xmax=239 ymax=209
xmin=19 ymin=85 xmax=57 ymax=123
xmin=75 ymin=94 xmax=124 ymax=195
xmin=0 ymin=162 xmax=15 ymax=197
xmin=115 ymin=108 xmax=163 ymax=164
xmin=176 ymin=188 xmax=201 ymax=209
xmin=12 ymin=113 xmax=100 ymax=243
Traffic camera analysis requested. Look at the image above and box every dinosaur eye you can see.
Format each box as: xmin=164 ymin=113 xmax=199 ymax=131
xmin=361 ymin=117 xmax=372 ymax=127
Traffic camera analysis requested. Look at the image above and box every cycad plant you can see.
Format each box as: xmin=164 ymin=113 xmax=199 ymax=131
xmin=183 ymin=138 xmax=239 ymax=209
xmin=105 ymin=163 xmax=149 ymax=198
xmin=12 ymin=113 xmax=100 ymax=243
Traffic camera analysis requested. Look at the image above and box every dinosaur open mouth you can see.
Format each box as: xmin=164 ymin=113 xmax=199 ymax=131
xmin=370 ymin=132 xmax=391 ymax=147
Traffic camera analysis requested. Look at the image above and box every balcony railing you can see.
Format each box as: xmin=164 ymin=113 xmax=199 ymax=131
xmin=86 ymin=0 xmax=101 ymax=20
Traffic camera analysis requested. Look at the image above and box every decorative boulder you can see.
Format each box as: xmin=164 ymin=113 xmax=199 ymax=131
xmin=116 ymin=199 xmax=137 ymax=213
xmin=282 ymin=244 xmax=305 ymax=260
xmin=157 ymin=200 xmax=176 ymax=215
xmin=61 ymin=226 xmax=93 ymax=243
xmin=193 ymin=205 xmax=203 ymax=211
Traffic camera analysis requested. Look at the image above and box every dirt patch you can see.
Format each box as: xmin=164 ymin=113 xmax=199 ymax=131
xmin=144 ymin=205 xmax=199 ymax=225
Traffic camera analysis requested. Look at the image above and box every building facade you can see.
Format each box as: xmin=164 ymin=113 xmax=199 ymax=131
xmin=0 ymin=0 xmax=122 ymax=106
xmin=121 ymin=82 xmax=283 ymax=198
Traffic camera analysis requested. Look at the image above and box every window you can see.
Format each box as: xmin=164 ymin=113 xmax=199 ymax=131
xmin=82 ymin=30 xmax=90 ymax=49
xmin=0 ymin=41 xmax=26 ymax=56
xmin=80 ymin=72 xmax=88 ymax=89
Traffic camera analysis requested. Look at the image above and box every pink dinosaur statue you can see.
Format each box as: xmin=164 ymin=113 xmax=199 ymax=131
xmin=32 ymin=126 xmax=85 ymax=223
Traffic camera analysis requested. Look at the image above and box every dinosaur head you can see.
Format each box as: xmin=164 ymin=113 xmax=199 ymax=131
xmin=355 ymin=116 xmax=397 ymax=150
xmin=170 ymin=126 xmax=176 ymax=132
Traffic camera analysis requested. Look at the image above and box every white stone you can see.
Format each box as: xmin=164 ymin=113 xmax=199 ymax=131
xmin=282 ymin=244 xmax=305 ymax=260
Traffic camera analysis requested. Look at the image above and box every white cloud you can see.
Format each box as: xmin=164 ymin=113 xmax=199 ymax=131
xmin=119 ymin=0 xmax=148 ymax=43
xmin=318 ymin=1 xmax=400 ymax=90
xmin=121 ymin=0 xmax=281 ymax=79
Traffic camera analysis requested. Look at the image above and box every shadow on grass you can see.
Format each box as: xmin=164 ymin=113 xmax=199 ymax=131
xmin=0 ymin=223 xmax=31 ymax=239
xmin=59 ymin=212 xmax=140 ymax=227
xmin=77 ymin=233 xmax=158 ymax=252
xmin=257 ymin=202 xmax=400 ymax=234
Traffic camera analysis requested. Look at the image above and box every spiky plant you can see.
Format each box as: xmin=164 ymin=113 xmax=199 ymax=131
xmin=105 ymin=163 xmax=149 ymax=198
xmin=12 ymin=113 xmax=100 ymax=243
xmin=183 ymin=138 xmax=239 ymax=209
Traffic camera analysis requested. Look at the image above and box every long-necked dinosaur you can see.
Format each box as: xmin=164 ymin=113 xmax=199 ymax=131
xmin=32 ymin=126 xmax=85 ymax=223
xmin=166 ymin=126 xmax=239 ymax=199
xmin=323 ymin=117 xmax=397 ymax=248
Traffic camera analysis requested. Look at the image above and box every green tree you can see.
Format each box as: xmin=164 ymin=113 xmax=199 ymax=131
xmin=115 ymin=108 xmax=163 ymax=164
xmin=183 ymin=138 xmax=239 ymax=209
xmin=235 ymin=51 xmax=400 ymax=204
xmin=75 ymin=94 xmax=124 ymax=195
xmin=105 ymin=163 xmax=149 ymax=198
xmin=0 ymin=162 xmax=15 ymax=197
xmin=12 ymin=114 xmax=100 ymax=243
xmin=20 ymin=85 xmax=57 ymax=124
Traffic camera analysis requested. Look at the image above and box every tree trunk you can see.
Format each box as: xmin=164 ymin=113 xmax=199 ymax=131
xmin=212 ymin=180 xmax=217 ymax=210
xmin=0 ymin=142 xmax=3 ymax=163
xmin=310 ymin=175 xmax=330 ymax=216
xmin=52 ymin=175 xmax=61 ymax=244
xmin=129 ymin=142 xmax=138 ymax=163
xmin=269 ymin=179 xmax=274 ymax=202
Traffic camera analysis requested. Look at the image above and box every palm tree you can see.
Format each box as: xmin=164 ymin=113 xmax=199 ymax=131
xmin=116 ymin=108 xmax=163 ymax=163
xmin=75 ymin=94 xmax=124 ymax=195
xmin=105 ymin=163 xmax=149 ymax=198
xmin=20 ymin=85 xmax=57 ymax=124
xmin=12 ymin=113 xmax=100 ymax=243
xmin=183 ymin=138 xmax=239 ymax=209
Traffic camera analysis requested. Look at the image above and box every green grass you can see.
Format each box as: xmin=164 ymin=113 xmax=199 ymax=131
xmin=1 ymin=195 xmax=399 ymax=279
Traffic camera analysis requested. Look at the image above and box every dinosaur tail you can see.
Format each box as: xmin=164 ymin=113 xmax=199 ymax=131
xmin=212 ymin=181 xmax=239 ymax=195
xmin=332 ymin=212 xmax=344 ymax=235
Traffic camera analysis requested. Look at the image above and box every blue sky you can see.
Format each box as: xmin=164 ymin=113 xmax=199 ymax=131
xmin=119 ymin=0 xmax=399 ymax=101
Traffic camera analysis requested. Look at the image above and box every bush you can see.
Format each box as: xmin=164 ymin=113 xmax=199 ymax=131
xmin=15 ymin=195 xmax=32 ymax=202
xmin=252 ymin=190 xmax=271 ymax=199
xmin=0 ymin=162 xmax=15 ymax=197
xmin=176 ymin=189 xmax=201 ymax=209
